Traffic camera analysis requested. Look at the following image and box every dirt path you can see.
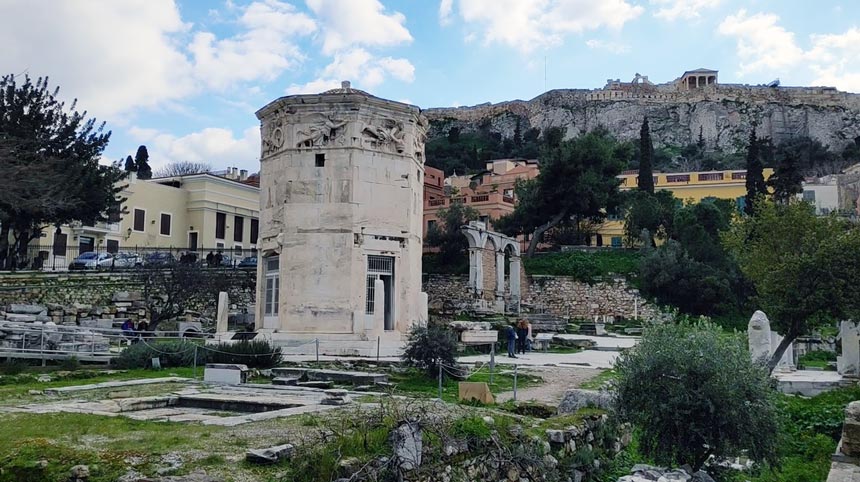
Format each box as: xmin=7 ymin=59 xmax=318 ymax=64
xmin=495 ymin=366 xmax=604 ymax=405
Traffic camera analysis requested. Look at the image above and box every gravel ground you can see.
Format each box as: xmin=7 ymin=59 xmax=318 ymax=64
xmin=495 ymin=365 xmax=604 ymax=405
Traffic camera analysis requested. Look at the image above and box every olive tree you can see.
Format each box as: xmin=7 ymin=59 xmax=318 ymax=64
xmin=614 ymin=320 xmax=779 ymax=471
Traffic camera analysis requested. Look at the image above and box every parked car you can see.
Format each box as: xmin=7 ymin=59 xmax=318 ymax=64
xmin=143 ymin=251 xmax=176 ymax=267
xmin=112 ymin=252 xmax=143 ymax=269
xmin=237 ymin=256 xmax=257 ymax=269
xmin=68 ymin=252 xmax=113 ymax=270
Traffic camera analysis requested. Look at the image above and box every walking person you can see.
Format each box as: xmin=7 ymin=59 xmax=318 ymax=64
xmin=525 ymin=318 xmax=533 ymax=352
xmin=505 ymin=324 xmax=518 ymax=358
xmin=516 ymin=319 xmax=529 ymax=355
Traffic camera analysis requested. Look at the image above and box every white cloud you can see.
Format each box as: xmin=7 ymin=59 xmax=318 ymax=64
xmin=439 ymin=0 xmax=454 ymax=24
xmin=306 ymin=0 xmax=413 ymax=55
xmin=718 ymin=10 xmax=860 ymax=92
xmin=717 ymin=10 xmax=804 ymax=75
xmin=585 ymin=39 xmax=630 ymax=54
xmin=286 ymin=48 xmax=415 ymax=94
xmin=189 ymin=0 xmax=316 ymax=90
xmin=129 ymin=125 xmax=261 ymax=172
xmin=0 ymin=0 xmax=194 ymax=119
xmin=0 ymin=0 xmax=320 ymax=119
xmin=451 ymin=0 xmax=643 ymax=53
xmin=807 ymin=28 xmax=860 ymax=92
xmin=651 ymin=0 xmax=720 ymax=21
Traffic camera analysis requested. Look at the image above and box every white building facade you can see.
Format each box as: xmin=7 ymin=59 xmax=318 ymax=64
xmin=255 ymin=82 xmax=428 ymax=352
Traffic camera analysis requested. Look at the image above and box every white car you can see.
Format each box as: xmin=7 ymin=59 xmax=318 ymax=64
xmin=112 ymin=252 xmax=143 ymax=269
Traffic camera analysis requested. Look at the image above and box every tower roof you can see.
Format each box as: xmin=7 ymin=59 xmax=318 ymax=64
xmin=321 ymin=80 xmax=373 ymax=97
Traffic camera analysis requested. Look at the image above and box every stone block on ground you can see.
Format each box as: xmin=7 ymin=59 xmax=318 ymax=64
xmin=8 ymin=304 xmax=47 ymax=314
xmin=391 ymin=422 xmax=422 ymax=471
xmin=557 ymin=389 xmax=614 ymax=414
xmin=272 ymin=377 xmax=299 ymax=386
xmin=841 ymin=401 xmax=860 ymax=457
xmin=296 ymin=380 xmax=334 ymax=389
xmin=458 ymin=382 xmax=494 ymax=404
xmin=245 ymin=443 xmax=294 ymax=464
xmin=203 ymin=364 xmax=249 ymax=385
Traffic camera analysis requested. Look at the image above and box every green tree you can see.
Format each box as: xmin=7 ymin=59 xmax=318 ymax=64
xmin=123 ymin=154 xmax=136 ymax=172
xmin=615 ymin=320 xmax=779 ymax=471
xmin=622 ymin=189 xmax=678 ymax=246
xmin=639 ymin=198 xmax=749 ymax=317
xmin=135 ymin=145 xmax=152 ymax=179
xmin=425 ymin=199 xmax=479 ymax=264
xmin=402 ymin=323 xmax=457 ymax=378
xmin=744 ymin=126 xmax=768 ymax=215
xmin=495 ymin=129 xmax=630 ymax=256
xmin=769 ymin=150 xmax=805 ymax=204
xmin=723 ymin=201 xmax=860 ymax=372
xmin=0 ymin=74 xmax=122 ymax=269
xmin=638 ymin=117 xmax=655 ymax=193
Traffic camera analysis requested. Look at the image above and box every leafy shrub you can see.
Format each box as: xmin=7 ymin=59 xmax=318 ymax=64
xmin=59 ymin=356 xmax=80 ymax=372
xmin=113 ymin=340 xmax=201 ymax=369
xmin=523 ymin=250 xmax=639 ymax=281
xmin=800 ymin=350 xmax=837 ymax=362
xmin=402 ymin=324 xmax=457 ymax=378
xmin=0 ymin=360 xmax=28 ymax=376
xmin=614 ymin=320 xmax=779 ymax=471
xmin=206 ymin=340 xmax=281 ymax=369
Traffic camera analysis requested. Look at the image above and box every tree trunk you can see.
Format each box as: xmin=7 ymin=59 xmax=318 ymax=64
xmin=0 ymin=223 xmax=9 ymax=270
xmin=526 ymin=212 xmax=566 ymax=257
xmin=767 ymin=329 xmax=798 ymax=374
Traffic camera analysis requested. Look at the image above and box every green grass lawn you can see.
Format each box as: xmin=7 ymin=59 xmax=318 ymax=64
xmin=579 ymin=369 xmax=617 ymax=390
xmin=388 ymin=367 xmax=541 ymax=403
xmin=0 ymin=367 xmax=197 ymax=403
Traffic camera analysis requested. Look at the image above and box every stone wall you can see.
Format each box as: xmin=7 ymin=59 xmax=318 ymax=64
xmin=424 ymin=273 xmax=657 ymax=322
xmin=0 ymin=270 xmax=256 ymax=317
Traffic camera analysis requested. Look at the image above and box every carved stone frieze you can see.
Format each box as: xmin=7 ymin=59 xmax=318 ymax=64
xmin=361 ymin=118 xmax=406 ymax=154
xmin=295 ymin=114 xmax=348 ymax=148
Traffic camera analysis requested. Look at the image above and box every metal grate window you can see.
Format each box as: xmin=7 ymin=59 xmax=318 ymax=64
xmin=367 ymin=255 xmax=393 ymax=274
xmin=366 ymin=255 xmax=393 ymax=314
xmin=366 ymin=275 xmax=376 ymax=314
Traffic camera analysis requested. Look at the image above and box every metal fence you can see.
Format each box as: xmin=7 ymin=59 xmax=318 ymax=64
xmin=10 ymin=245 xmax=260 ymax=272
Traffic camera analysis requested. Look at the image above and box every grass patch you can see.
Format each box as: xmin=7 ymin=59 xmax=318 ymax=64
xmin=388 ymin=367 xmax=540 ymax=403
xmin=0 ymin=367 xmax=197 ymax=403
xmin=579 ymin=369 xmax=617 ymax=390
xmin=524 ymin=250 xmax=640 ymax=281
xmin=0 ymin=413 xmax=222 ymax=482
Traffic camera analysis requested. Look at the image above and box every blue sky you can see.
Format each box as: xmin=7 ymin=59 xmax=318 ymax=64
xmin=2 ymin=0 xmax=859 ymax=173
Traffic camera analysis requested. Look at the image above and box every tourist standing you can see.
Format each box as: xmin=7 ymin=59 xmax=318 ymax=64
xmin=505 ymin=324 xmax=517 ymax=358
xmin=516 ymin=319 xmax=529 ymax=355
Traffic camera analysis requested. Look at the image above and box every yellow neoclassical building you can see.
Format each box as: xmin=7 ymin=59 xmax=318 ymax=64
xmin=593 ymin=168 xmax=775 ymax=247
xmin=33 ymin=171 xmax=260 ymax=269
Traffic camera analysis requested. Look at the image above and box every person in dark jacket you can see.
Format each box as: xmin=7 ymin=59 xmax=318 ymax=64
xmin=516 ymin=319 xmax=529 ymax=355
xmin=505 ymin=324 xmax=518 ymax=358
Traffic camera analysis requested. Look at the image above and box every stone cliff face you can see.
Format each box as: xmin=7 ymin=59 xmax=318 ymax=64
xmin=424 ymin=85 xmax=860 ymax=153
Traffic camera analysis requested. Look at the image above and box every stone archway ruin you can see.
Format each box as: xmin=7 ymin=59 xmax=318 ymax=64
xmin=461 ymin=221 xmax=521 ymax=313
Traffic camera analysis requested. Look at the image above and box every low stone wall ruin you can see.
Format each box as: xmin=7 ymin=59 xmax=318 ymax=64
xmin=424 ymin=274 xmax=658 ymax=323
xmin=0 ymin=270 xmax=255 ymax=316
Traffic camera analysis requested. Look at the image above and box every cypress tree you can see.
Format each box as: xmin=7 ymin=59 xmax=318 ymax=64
xmin=769 ymin=150 xmax=805 ymax=204
xmin=638 ymin=117 xmax=655 ymax=193
xmin=135 ymin=145 xmax=152 ymax=179
xmin=123 ymin=155 xmax=136 ymax=172
xmin=744 ymin=126 xmax=768 ymax=215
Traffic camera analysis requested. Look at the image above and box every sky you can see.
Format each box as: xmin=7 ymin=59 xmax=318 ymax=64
xmin=2 ymin=0 xmax=859 ymax=173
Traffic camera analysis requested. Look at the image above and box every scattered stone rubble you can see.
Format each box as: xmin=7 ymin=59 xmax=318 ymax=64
xmin=616 ymin=465 xmax=715 ymax=482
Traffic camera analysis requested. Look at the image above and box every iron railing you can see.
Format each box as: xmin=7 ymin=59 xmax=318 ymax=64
xmin=7 ymin=245 xmax=260 ymax=272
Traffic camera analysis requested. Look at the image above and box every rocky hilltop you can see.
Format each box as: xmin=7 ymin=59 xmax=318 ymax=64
xmin=424 ymin=77 xmax=860 ymax=153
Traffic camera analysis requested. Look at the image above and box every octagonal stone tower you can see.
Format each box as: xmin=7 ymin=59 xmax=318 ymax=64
xmin=255 ymin=82 xmax=428 ymax=353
